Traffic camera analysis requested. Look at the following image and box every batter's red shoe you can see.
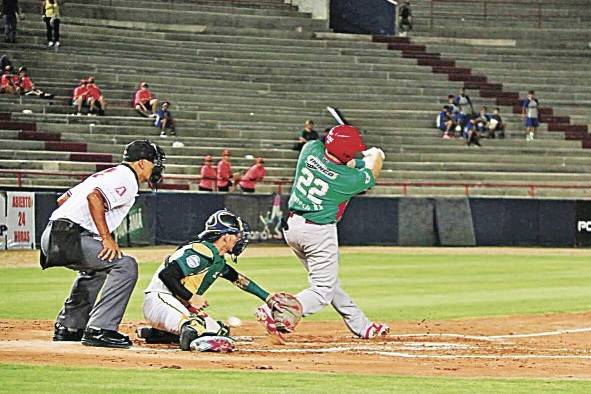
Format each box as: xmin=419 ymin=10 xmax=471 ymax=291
xmin=255 ymin=306 xmax=286 ymax=345
xmin=362 ymin=323 xmax=390 ymax=339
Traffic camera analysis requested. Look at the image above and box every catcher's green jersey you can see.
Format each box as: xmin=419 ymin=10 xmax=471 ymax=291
xmin=288 ymin=140 xmax=375 ymax=224
xmin=167 ymin=240 xmax=227 ymax=295
xmin=146 ymin=240 xmax=269 ymax=301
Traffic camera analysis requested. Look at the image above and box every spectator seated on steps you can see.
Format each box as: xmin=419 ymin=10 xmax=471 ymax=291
xmin=293 ymin=119 xmax=319 ymax=151
xmin=71 ymin=79 xmax=89 ymax=115
xmin=86 ymin=76 xmax=106 ymax=116
xmin=155 ymin=101 xmax=176 ymax=138
xmin=16 ymin=66 xmax=54 ymax=99
xmin=0 ymin=65 xmax=18 ymax=94
xmin=134 ymin=81 xmax=158 ymax=118
xmin=475 ymin=106 xmax=491 ymax=133
xmin=486 ymin=107 xmax=505 ymax=139
xmin=463 ymin=116 xmax=482 ymax=147
xmin=436 ymin=105 xmax=457 ymax=139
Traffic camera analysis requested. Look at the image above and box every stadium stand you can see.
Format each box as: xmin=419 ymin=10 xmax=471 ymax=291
xmin=0 ymin=0 xmax=590 ymax=197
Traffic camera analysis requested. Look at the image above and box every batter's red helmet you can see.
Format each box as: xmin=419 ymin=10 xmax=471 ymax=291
xmin=324 ymin=125 xmax=366 ymax=163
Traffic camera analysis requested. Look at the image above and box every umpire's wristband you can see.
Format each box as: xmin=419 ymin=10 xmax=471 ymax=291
xmin=354 ymin=159 xmax=365 ymax=169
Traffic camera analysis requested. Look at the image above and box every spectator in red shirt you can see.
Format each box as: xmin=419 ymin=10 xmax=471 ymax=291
xmin=216 ymin=149 xmax=233 ymax=192
xmin=239 ymin=157 xmax=266 ymax=193
xmin=198 ymin=155 xmax=217 ymax=192
xmin=134 ymin=81 xmax=158 ymax=118
xmin=72 ymin=79 xmax=89 ymax=115
xmin=86 ymin=76 xmax=106 ymax=116
xmin=1 ymin=65 xmax=17 ymax=94
xmin=16 ymin=66 xmax=53 ymax=98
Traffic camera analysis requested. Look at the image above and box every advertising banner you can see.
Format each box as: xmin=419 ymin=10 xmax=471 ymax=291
xmin=6 ymin=191 xmax=35 ymax=249
xmin=0 ymin=192 xmax=6 ymax=250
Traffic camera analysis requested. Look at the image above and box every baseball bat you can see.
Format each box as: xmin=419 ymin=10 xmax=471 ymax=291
xmin=326 ymin=106 xmax=348 ymax=126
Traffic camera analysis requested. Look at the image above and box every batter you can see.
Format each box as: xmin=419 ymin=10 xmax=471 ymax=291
xmin=257 ymin=125 xmax=389 ymax=339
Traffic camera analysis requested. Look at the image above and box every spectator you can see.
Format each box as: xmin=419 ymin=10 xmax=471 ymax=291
xmin=0 ymin=65 xmax=16 ymax=94
xmin=16 ymin=66 xmax=54 ymax=98
xmin=464 ymin=116 xmax=481 ymax=147
xmin=453 ymin=87 xmax=474 ymax=128
xmin=522 ymin=90 xmax=539 ymax=141
xmin=319 ymin=127 xmax=331 ymax=144
xmin=134 ymin=82 xmax=158 ymax=117
xmin=216 ymin=149 xmax=233 ymax=192
xmin=198 ymin=155 xmax=217 ymax=192
xmin=398 ymin=1 xmax=413 ymax=37
xmin=293 ymin=119 xmax=318 ymax=151
xmin=475 ymin=106 xmax=490 ymax=133
xmin=42 ymin=0 xmax=60 ymax=48
xmin=2 ymin=0 xmax=23 ymax=44
xmin=238 ymin=157 xmax=266 ymax=193
xmin=72 ymin=79 xmax=89 ymax=115
xmin=154 ymin=101 xmax=176 ymax=138
xmin=436 ymin=105 xmax=456 ymax=138
xmin=447 ymin=94 xmax=459 ymax=116
xmin=86 ymin=76 xmax=106 ymax=116
xmin=487 ymin=107 xmax=505 ymax=139
xmin=0 ymin=54 xmax=12 ymax=71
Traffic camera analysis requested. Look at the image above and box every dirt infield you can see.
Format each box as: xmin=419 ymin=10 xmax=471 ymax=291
xmin=2 ymin=312 xmax=591 ymax=379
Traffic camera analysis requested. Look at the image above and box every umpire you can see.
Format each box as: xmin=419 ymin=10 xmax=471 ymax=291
xmin=40 ymin=140 xmax=165 ymax=348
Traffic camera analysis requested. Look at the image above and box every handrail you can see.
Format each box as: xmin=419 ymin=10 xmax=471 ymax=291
xmin=1 ymin=169 xmax=589 ymax=198
xmin=430 ymin=0 xmax=543 ymax=30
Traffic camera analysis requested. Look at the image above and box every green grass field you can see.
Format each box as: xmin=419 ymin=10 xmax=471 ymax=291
xmin=1 ymin=363 xmax=590 ymax=394
xmin=1 ymin=250 xmax=591 ymax=393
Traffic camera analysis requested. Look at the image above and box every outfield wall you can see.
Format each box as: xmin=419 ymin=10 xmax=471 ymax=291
xmin=0 ymin=192 xmax=591 ymax=249
xmin=10 ymin=192 xmax=589 ymax=249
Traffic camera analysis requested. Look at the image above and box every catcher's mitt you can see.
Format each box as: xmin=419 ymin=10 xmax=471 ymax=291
xmin=266 ymin=292 xmax=303 ymax=333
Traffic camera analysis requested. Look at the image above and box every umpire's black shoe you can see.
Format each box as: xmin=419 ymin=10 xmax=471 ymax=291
xmin=53 ymin=323 xmax=84 ymax=342
xmin=81 ymin=327 xmax=132 ymax=349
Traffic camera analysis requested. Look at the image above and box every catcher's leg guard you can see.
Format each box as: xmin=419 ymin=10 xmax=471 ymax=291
xmin=179 ymin=317 xmax=206 ymax=351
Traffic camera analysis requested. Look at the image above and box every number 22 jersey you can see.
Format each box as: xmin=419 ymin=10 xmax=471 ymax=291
xmin=288 ymin=140 xmax=375 ymax=224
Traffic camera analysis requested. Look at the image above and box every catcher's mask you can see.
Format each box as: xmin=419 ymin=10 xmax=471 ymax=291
xmin=198 ymin=210 xmax=250 ymax=263
xmin=122 ymin=139 xmax=166 ymax=188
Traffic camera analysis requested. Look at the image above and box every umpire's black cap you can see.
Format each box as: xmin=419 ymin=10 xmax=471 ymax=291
xmin=123 ymin=140 xmax=164 ymax=163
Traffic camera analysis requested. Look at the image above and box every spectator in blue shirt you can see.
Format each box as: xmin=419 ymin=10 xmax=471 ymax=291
xmin=155 ymin=101 xmax=176 ymax=138
xmin=464 ymin=116 xmax=481 ymax=147
xmin=436 ymin=105 xmax=457 ymax=138
xmin=522 ymin=90 xmax=539 ymax=141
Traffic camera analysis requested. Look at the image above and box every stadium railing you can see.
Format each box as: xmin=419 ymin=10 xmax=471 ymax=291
xmin=1 ymin=169 xmax=589 ymax=198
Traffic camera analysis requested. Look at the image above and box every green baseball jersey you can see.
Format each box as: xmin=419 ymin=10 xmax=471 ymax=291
xmin=288 ymin=140 xmax=375 ymax=224
xmin=168 ymin=241 xmax=227 ymax=295
xmin=146 ymin=240 xmax=269 ymax=301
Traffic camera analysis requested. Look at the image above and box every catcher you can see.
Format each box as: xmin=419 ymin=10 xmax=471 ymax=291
xmin=138 ymin=209 xmax=300 ymax=351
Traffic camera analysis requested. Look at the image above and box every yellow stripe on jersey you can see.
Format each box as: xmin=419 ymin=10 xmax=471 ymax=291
xmin=181 ymin=272 xmax=207 ymax=294
xmin=191 ymin=242 xmax=214 ymax=259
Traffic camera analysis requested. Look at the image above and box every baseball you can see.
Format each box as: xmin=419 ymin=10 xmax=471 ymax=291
xmin=227 ymin=316 xmax=242 ymax=327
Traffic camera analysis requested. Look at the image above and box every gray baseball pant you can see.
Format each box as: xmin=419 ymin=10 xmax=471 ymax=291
xmin=41 ymin=222 xmax=138 ymax=331
xmin=283 ymin=214 xmax=372 ymax=337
